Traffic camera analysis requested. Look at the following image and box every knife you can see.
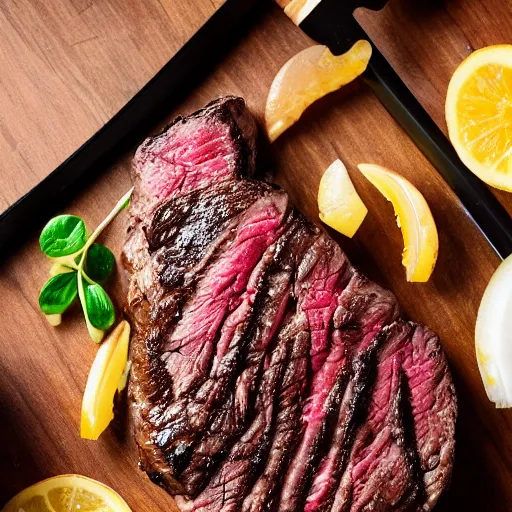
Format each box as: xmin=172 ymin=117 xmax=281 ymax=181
xmin=0 ymin=0 xmax=265 ymax=260
xmin=278 ymin=0 xmax=512 ymax=261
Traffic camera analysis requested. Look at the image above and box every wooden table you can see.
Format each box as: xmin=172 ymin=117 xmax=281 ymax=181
xmin=1 ymin=1 xmax=511 ymax=510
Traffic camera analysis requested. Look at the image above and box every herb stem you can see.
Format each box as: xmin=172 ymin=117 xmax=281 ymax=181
xmin=76 ymin=268 xmax=103 ymax=343
xmin=76 ymin=187 xmax=133 ymax=343
xmin=81 ymin=271 xmax=96 ymax=286
xmin=77 ymin=187 xmax=134 ymax=271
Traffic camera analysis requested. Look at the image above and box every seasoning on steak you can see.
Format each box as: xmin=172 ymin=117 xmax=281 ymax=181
xmin=124 ymin=97 xmax=457 ymax=511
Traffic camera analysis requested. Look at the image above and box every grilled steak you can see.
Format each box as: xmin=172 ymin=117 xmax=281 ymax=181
xmin=124 ymin=97 xmax=457 ymax=511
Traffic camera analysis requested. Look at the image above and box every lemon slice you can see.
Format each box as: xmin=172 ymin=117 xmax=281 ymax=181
xmin=265 ymin=40 xmax=372 ymax=142
xmin=318 ymin=159 xmax=368 ymax=237
xmin=81 ymin=320 xmax=130 ymax=440
xmin=358 ymin=164 xmax=439 ymax=282
xmin=446 ymin=44 xmax=512 ymax=191
xmin=2 ymin=474 xmax=131 ymax=512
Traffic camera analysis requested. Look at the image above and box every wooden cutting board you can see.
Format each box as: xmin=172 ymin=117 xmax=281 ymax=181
xmin=1 ymin=1 xmax=511 ymax=510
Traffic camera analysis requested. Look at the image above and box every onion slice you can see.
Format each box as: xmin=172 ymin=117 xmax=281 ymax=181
xmin=475 ymin=254 xmax=512 ymax=408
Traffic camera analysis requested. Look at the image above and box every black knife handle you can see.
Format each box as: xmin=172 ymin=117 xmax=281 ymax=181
xmin=362 ymin=41 xmax=512 ymax=260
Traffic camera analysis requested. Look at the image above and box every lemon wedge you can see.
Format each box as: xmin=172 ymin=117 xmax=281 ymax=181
xmin=2 ymin=474 xmax=131 ymax=512
xmin=81 ymin=320 xmax=130 ymax=440
xmin=318 ymin=159 xmax=368 ymax=237
xmin=446 ymin=44 xmax=512 ymax=191
xmin=358 ymin=164 xmax=438 ymax=282
xmin=265 ymin=40 xmax=372 ymax=142
xmin=476 ymin=254 xmax=512 ymax=408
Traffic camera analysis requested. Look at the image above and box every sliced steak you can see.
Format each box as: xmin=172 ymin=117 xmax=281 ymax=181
xmin=125 ymin=97 xmax=457 ymax=511
xmin=160 ymin=193 xmax=288 ymax=399
xmin=243 ymin=319 xmax=311 ymax=512
xmin=243 ymin=236 xmax=347 ymax=511
xmin=126 ymin=97 xmax=263 ymax=492
xmin=190 ymin=323 xmax=291 ymax=511
xmin=304 ymin=273 xmax=400 ymax=512
xmin=177 ymin=215 xmax=306 ymax=495
xmin=148 ymin=193 xmax=289 ymax=477
xmin=148 ymin=179 xmax=270 ymax=288
xmin=279 ymin=271 xmax=399 ymax=512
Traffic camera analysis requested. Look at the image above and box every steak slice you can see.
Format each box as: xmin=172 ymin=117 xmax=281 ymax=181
xmin=126 ymin=98 xmax=265 ymax=492
xmin=148 ymin=193 xmax=289 ymax=476
xmin=401 ymin=325 xmax=457 ymax=511
xmin=148 ymin=179 xmax=270 ymax=288
xmin=132 ymin=96 xmax=257 ymax=215
xmin=242 ymin=236 xmax=348 ymax=511
xmin=279 ymin=271 xmax=399 ymax=512
xmin=331 ymin=321 xmax=421 ymax=512
xmin=304 ymin=273 xmax=400 ymax=512
xmin=125 ymin=97 xmax=457 ymax=510
xmin=189 ymin=320 xmax=292 ymax=511
xmin=160 ymin=193 xmax=288 ymax=399
xmin=242 ymin=318 xmax=311 ymax=512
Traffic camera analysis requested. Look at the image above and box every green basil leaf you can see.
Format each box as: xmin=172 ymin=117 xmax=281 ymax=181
xmin=84 ymin=282 xmax=115 ymax=330
xmin=40 ymin=215 xmax=87 ymax=257
xmin=85 ymin=244 xmax=115 ymax=282
xmin=39 ymin=272 xmax=78 ymax=314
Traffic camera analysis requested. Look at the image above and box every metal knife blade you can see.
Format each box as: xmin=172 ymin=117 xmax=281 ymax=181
xmin=278 ymin=0 xmax=512 ymax=260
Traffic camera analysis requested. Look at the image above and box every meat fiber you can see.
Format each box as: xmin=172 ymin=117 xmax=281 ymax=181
xmin=124 ymin=97 xmax=457 ymax=511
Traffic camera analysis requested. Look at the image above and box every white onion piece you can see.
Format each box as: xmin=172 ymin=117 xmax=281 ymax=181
xmin=475 ymin=254 xmax=512 ymax=408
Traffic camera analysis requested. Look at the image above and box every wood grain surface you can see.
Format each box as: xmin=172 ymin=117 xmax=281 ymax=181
xmin=0 ymin=1 xmax=511 ymax=511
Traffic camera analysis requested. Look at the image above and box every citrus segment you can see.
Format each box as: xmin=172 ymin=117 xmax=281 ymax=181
xmin=358 ymin=164 xmax=438 ymax=282
xmin=265 ymin=40 xmax=372 ymax=142
xmin=446 ymin=44 xmax=512 ymax=191
xmin=81 ymin=320 xmax=131 ymax=440
xmin=2 ymin=475 xmax=131 ymax=512
xmin=318 ymin=159 xmax=368 ymax=237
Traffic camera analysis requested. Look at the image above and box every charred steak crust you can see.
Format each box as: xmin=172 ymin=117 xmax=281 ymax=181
xmin=124 ymin=97 xmax=457 ymax=511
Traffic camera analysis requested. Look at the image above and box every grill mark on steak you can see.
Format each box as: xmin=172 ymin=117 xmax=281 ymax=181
xmin=159 ymin=193 xmax=288 ymax=399
xmin=279 ymin=271 xmax=400 ymax=512
xmin=242 ymin=319 xmax=311 ymax=512
xmin=147 ymin=194 xmax=289 ymax=473
xmin=241 ymin=235 xmax=347 ymax=511
xmin=125 ymin=97 xmax=457 ymax=510
xmin=273 ymin=239 xmax=352 ymax=512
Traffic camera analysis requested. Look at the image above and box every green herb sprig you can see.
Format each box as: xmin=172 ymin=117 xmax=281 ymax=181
xmin=38 ymin=188 xmax=133 ymax=343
